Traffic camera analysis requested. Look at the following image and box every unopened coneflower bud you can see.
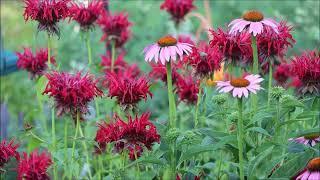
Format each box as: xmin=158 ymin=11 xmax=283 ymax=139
xmin=212 ymin=94 xmax=228 ymax=105
xmin=270 ymin=86 xmax=285 ymax=101
xmin=165 ymin=128 xmax=180 ymax=143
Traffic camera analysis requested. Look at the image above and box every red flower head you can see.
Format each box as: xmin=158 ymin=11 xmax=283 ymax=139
xmin=160 ymin=0 xmax=195 ymax=25
xmin=17 ymin=150 xmax=52 ymax=180
xmin=273 ymin=62 xmax=292 ymax=86
xmin=188 ymin=44 xmax=223 ymax=78
xmin=16 ymin=48 xmax=55 ymax=79
xmin=290 ymin=50 xmax=320 ymax=95
xmin=209 ymin=28 xmax=252 ymax=66
xmin=106 ymin=73 xmax=152 ymax=110
xmin=98 ymin=11 xmax=132 ymax=48
xmin=70 ymin=0 xmax=104 ymax=31
xmin=176 ymin=75 xmax=200 ymax=104
xmin=0 ymin=139 xmax=19 ymax=168
xmin=43 ymin=71 xmax=103 ymax=120
xmin=121 ymin=64 xmax=141 ymax=79
xmin=100 ymin=51 xmax=128 ymax=74
xmin=257 ymin=21 xmax=295 ymax=60
xmin=95 ymin=112 xmax=160 ymax=160
xmin=149 ymin=63 xmax=182 ymax=85
xmin=23 ymin=0 xmax=70 ymax=36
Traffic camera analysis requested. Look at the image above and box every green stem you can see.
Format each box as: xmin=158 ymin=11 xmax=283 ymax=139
xmin=134 ymin=149 xmax=140 ymax=178
xmin=76 ymin=112 xmax=93 ymax=179
xmin=195 ymin=81 xmax=203 ymax=128
xmin=217 ymin=150 xmax=223 ymax=179
xmin=237 ymin=98 xmax=245 ymax=180
xmin=275 ymin=101 xmax=281 ymax=137
xmin=86 ymin=33 xmax=92 ymax=66
xmin=51 ymin=109 xmax=57 ymax=180
xmin=71 ymin=119 xmax=79 ymax=160
xmin=29 ymin=131 xmax=46 ymax=143
xmin=47 ymin=34 xmax=52 ymax=69
xmin=166 ymin=62 xmax=177 ymax=128
xmin=267 ymin=61 xmax=273 ymax=107
xmin=111 ymin=41 xmax=116 ymax=72
xmin=64 ymin=118 xmax=68 ymax=162
xmin=95 ymin=100 xmax=100 ymax=118
xmin=251 ymin=36 xmax=259 ymax=114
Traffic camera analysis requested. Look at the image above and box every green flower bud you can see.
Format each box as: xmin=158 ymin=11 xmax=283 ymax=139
xmin=212 ymin=94 xmax=228 ymax=105
xmin=270 ymin=86 xmax=286 ymax=100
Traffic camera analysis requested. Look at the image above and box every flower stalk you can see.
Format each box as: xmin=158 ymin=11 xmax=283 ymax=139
xmin=47 ymin=34 xmax=52 ymax=69
xmin=111 ymin=40 xmax=116 ymax=72
xmin=195 ymin=81 xmax=203 ymax=128
xmin=251 ymin=36 xmax=259 ymax=113
xmin=51 ymin=108 xmax=57 ymax=180
xmin=267 ymin=61 xmax=273 ymax=107
xmin=237 ymin=98 xmax=245 ymax=180
xmin=85 ymin=32 xmax=93 ymax=66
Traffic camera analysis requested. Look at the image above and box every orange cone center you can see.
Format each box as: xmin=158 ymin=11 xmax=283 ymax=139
xmin=242 ymin=10 xmax=264 ymax=22
xmin=230 ymin=78 xmax=250 ymax=87
xmin=157 ymin=35 xmax=177 ymax=47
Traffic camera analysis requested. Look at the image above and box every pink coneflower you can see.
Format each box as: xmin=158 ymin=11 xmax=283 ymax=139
xmin=176 ymin=76 xmax=199 ymax=104
xmin=160 ymin=0 xmax=195 ymax=25
xmin=43 ymin=71 xmax=103 ymax=120
xmin=209 ymin=28 xmax=252 ymax=65
xmin=187 ymin=45 xmax=223 ymax=78
xmin=16 ymin=48 xmax=55 ymax=79
xmin=98 ymin=11 xmax=132 ymax=48
xmin=100 ymin=51 xmax=128 ymax=74
xmin=289 ymin=134 xmax=320 ymax=147
xmin=216 ymin=74 xmax=264 ymax=98
xmin=0 ymin=139 xmax=19 ymax=168
xmin=69 ymin=0 xmax=104 ymax=31
xmin=106 ymin=73 xmax=152 ymax=110
xmin=292 ymin=157 xmax=320 ymax=180
xmin=149 ymin=63 xmax=181 ymax=85
xmin=95 ymin=113 xmax=160 ymax=160
xmin=273 ymin=62 xmax=291 ymax=86
xmin=229 ymin=10 xmax=278 ymax=36
xmin=17 ymin=150 xmax=52 ymax=180
xmin=290 ymin=50 xmax=320 ymax=95
xmin=143 ymin=35 xmax=193 ymax=65
xmin=23 ymin=0 xmax=69 ymax=36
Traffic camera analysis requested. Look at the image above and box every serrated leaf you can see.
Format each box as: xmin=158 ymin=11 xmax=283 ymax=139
xmin=248 ymin=146 xmax=274 ymax=177
xmin=247 ymin=127 xmax=272 ymax=137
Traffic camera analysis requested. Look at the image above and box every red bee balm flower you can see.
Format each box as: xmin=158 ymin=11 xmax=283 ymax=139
xmin=160 ymin=0 xmax=195 ymax=25
xmin=176 ymin=76 xmax=200 ymax=104
xmin=43 ymin=71 xmax=103 ymax=119
xmin=23 ymin=0 xmax=69 ymax=36
xmin=95 ymin=113 xmax=160 ymax=160
xmin=149 ymin=63 xmax=182 ymax=85
xmin=17 ymin=150 xmax=52 ymax=180
xmin=209 ymin=28 xmax=252 ymax=65
xmin=290 ymin=50 xmax=320 ymax=95
xmin=273 ymin=62 xmax=291 ymax=86
xmin=70 ymin=0 xmax=103 ymax=31
xmin=16 ymin=48 xmax=55 ymax=79
xmin=188 ymin=45 xmax=223 ymax=78
xmin=98 ymin=11 xmax=132 ymax=48
xmin=106 ymin=73 xmax=152 ymax=110
xmin=0 ymin=139 xmax=19 ymax=168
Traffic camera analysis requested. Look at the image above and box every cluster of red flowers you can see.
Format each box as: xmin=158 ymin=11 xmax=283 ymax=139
xmin=290 ymin=50 xmax=320 ymax=95
xmin=16 ymin=48 xmax=55 ymax=78
xmin=0 ymin=139 xmax=19 ymax=168
xmin=69 ymin=0 xmax=104 ymax=31
xmin=273 ymin=62 xmax=292 ymax=86
xmin=106 ymin=72 xmax=152 ymax=110
xmin=24 ymin=0 xmax=70 ymax=36
xmin=176 ymin=75 xmax=200 ymax=104
xmin=17 ymin=150 xmax=52 ymax=180
xmin=160 ymin=0 xmax=195 ymax=25
xmin=43 ymin=71 xmax=103 ymax=120
xmin=98 ymin=11 xmax=132 ymax=48
xmin=149 ymin=63 xmax=182 ymax=85
xmin=95 ymin=113 xmax=160 ymax=160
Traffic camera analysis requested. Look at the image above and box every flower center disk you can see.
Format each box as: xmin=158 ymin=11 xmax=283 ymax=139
xmin=307 ymin=157 xmax=320 ymax=172
xmin=157 ymin=35 xmax=177 ymax=47
xmin=230 ymin=78 xmax=250 ymax=87
xmin=242 ymin=10 xmax=264 ymax=22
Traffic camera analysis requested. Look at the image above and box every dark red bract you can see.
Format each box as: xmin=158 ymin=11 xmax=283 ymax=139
xmin=95 ymin=113 xmax=160 ymax=160
xmin=188 ymin=44 xmax=223 ymax=78
xmin=17 ymin=150 xmax=52 ymax=180
xmin=16 ymin=48 xmax=55 ymax=79
xmin=43 ymin=71 xmax=103 ymax=120
xmin=209 ymin=28 xmax=252 ymax=66
xmin=290 ymin=50 xmax=320 ymax=95
xmin=106 ymin=73 xmax=152 ymax=110
xmin=273 ymin=62 xmax=291 ymax=86
xmin=69 ymin=0 xmax=104 ymax=31
xmin=0 ymin=139 xmax=19 ymax=168
xmin=98 ymin=11 xmax=132 ymax=48
xmin=160 ymin=0 xmax=195 ymax=25
xmin=23 ymin=0 xmax=70 ymax=36
xmin=176 ymin=75 xmax=199 ymax=104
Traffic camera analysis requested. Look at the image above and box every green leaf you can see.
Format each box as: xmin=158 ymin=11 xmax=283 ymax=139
xmin=248 ymin=146 xmax=274 ymax=177
xmin=295 ymin=128 xmax=320 ymax=137
xmin=247 ymin=127 xmax=272 ymax=137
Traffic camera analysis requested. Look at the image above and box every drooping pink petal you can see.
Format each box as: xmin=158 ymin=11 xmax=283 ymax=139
xmin=249 ymin=22 xmax=263 ymax=36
